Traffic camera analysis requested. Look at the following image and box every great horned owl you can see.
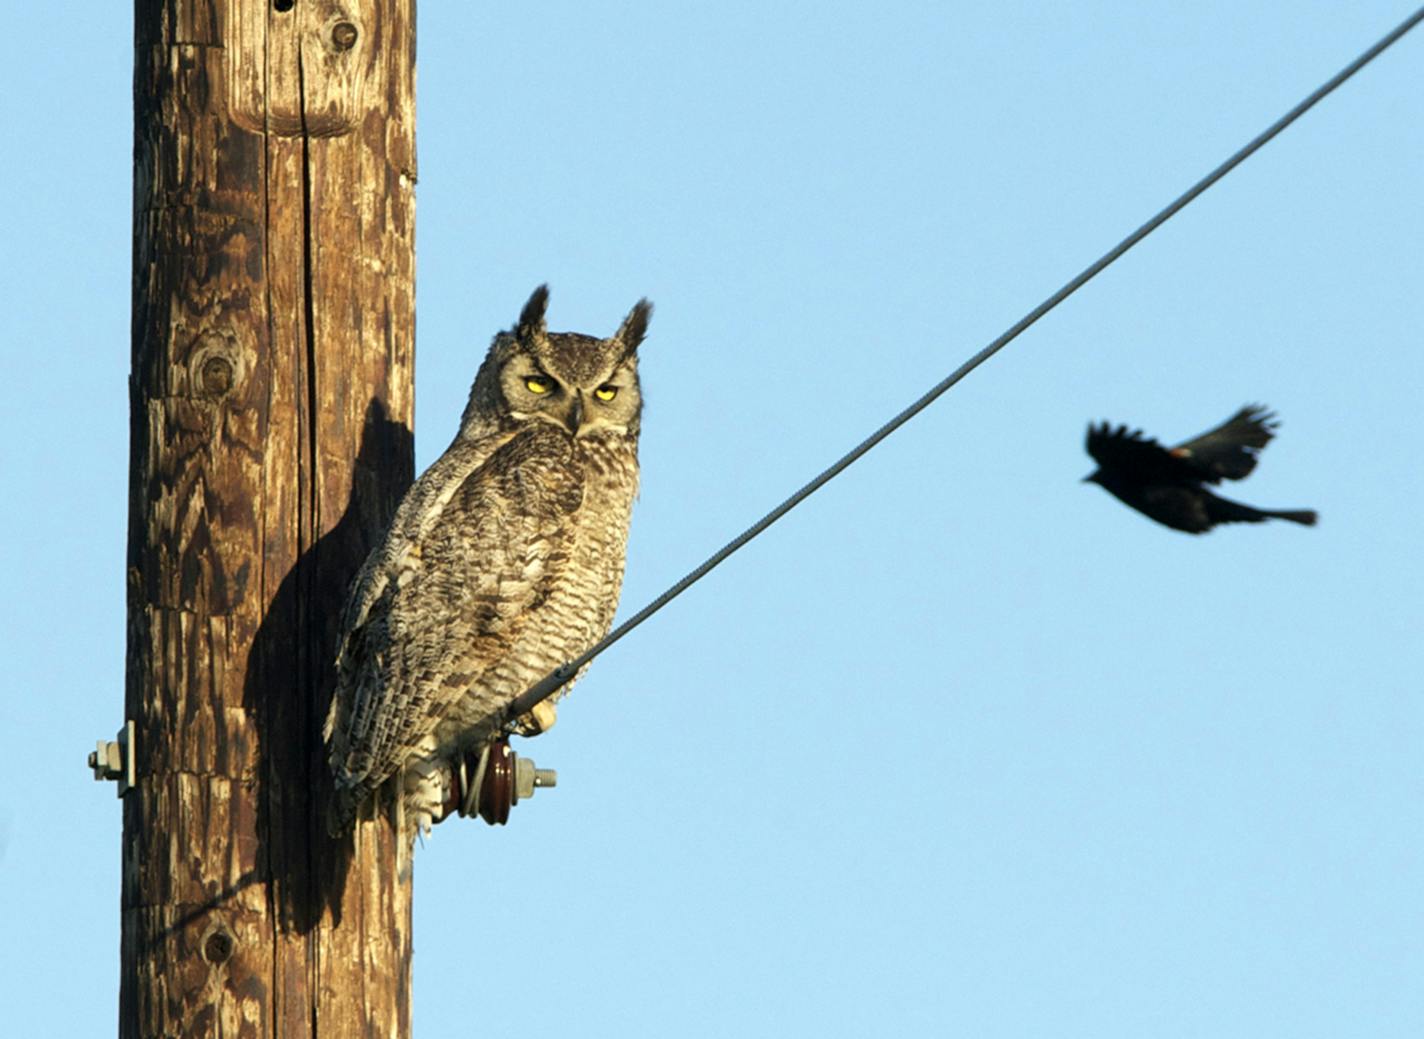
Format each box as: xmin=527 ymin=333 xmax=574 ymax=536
xmin=324 ymin=285 xmax=651 ymax=847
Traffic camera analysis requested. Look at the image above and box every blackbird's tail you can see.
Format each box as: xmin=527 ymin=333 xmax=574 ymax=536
xmin=1205 ymin=490 xmax=1317 ymax=527
xmin=1263 ymin=508 xmax=1317 ymax=526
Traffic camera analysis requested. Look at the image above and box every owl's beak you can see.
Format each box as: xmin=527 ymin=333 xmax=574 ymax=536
xmin=563 ymin=393 xmax=584 ymax=436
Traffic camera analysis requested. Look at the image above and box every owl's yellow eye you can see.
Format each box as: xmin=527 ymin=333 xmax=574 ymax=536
xmin=525 ymin=375 xmax=554 ymax=395
xmin=594 ymin=385 xmax=618 ymax=402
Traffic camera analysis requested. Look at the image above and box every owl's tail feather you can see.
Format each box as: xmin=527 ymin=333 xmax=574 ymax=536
xmin=327 ymin=781 xmax=362 ymax=838
xmin=393 ymin=792 xmax=421 ymax=883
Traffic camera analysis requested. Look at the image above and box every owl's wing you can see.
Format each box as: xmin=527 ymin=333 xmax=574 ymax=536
xmin=1085 ymin=421 xmax=1200 ymax=483
xmin=335 ymin=428 xmax=516 ymax=655
xmin=324 ymin=443 xmax=486 ymax=765
xmin=1170 ymin=404 xmax=1277 ymax=483
xmin=327 ymin=427 xmax=584 ymax=799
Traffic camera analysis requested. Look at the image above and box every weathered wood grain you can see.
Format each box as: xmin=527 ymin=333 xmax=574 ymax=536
xmin=127 ymin=2 xmax=416 ymax=1035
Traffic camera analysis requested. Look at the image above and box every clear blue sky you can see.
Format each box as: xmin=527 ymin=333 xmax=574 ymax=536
xmin=4 ymin=3 xmax=1421 ymax=1035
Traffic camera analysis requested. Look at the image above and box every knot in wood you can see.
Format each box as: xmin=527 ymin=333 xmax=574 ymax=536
xmin=202 ymin=927 xmax=235 ymax=965
xmin=200 ymin=355 xmax=234 ymax=397
xmin=332 ymin=21 xmax=359 ymax=50
xmin=187 ymin=330 xmax=246 ymax=401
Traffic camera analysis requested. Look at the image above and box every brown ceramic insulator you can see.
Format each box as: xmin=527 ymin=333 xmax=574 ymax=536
xmin=479 ymin=738 xmax=515 ymax=825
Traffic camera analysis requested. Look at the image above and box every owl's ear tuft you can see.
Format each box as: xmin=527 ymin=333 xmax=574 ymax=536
xmin=517 ymin=285 xmax=550 ymax=340
xmin=614 ymin=298 xmax=653 ymax=353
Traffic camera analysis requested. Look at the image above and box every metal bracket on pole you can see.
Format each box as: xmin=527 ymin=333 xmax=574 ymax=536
xmin=89 ymin=720 xmax=136 ymax=797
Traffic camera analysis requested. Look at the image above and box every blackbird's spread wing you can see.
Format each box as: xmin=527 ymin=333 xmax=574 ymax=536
xmin=1170 ymin=404 xmax=1277 ymax=483
xmin=1085 ymin=422 xmax=1201 ymax=483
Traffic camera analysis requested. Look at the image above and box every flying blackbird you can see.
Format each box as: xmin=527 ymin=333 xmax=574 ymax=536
xmin=1084 ymin=404 xmax=1317 ymax=534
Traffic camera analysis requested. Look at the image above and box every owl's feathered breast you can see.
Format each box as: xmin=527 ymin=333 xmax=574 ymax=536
xmin=326 ymin=422 xmax=638 ymax=803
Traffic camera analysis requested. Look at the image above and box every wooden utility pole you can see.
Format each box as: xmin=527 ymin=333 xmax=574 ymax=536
xmin=124 ymin=2 xmax=416 ymax=1034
